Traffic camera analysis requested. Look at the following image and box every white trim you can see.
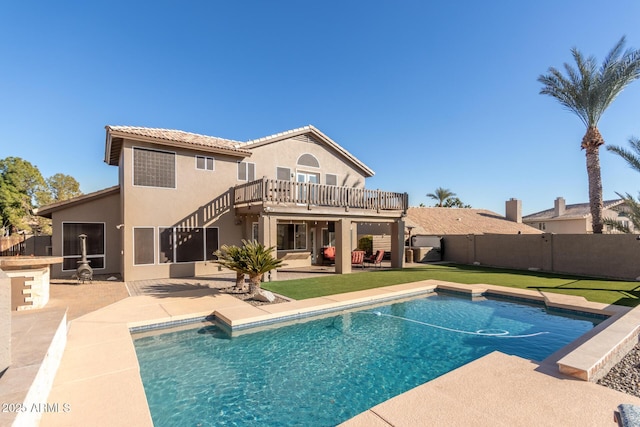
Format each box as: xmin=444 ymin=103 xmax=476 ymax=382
xmin=131 ymin=146 xmax=177 ymax=189
xmin=237 ymin=161 xmax=256 ymax=181
xmin=157 ymin=226 xmax=220 ymax=263
xmin=276 ymin=223 xmax=307 ymax=251
xmin=296 ymin=153 xmax=320 ymax=168
xmin=276 ymin=165 xmax=292 ymax=181
xmin=61 ymin=221 xmax=106 ymax=271
xmin=252 ymin=222 xmax=259 ymax=242
xmin=158 ymin=226 xmax=174 ymax=264
xmin=195 ymin=155 xmax=215 ymax=171
xmin=132 ymin=226 xmax=156 ymax=266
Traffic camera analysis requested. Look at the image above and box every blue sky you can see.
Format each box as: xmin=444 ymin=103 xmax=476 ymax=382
xmin=2 ymin=1 xmax=640 ymax=216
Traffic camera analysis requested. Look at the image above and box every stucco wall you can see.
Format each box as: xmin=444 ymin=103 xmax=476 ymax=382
xmin=443 ymin=233 xmax=640 ymax=280
xmin=247 ymin=135 xmax=368 ymax=188
xmin=117 ymin=135 xmax=373 ymax=281
xmin=50 ymin=192 xmax=121 ymax=278
xmin=119 ymin=139 xmax=244 ymax=281
xmin=0 ymin=269 xmax=10 ymax=374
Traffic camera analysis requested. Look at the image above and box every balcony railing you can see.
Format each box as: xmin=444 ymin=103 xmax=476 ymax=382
xmin=234 ymin=178 xmax=408 ymax=213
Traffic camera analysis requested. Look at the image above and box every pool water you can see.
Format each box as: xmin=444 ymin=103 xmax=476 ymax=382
xmin=134 ymin=294 xmax=601 ymax=426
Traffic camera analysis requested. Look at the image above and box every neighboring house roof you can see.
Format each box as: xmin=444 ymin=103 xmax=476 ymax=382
xmin=105 ymin=126 xmax=252 ymax=165
xmin=35 ymin=186 xmax=120 ymax=218
xmin=523 ymin=199 xmax=624 ymax=221
xmin=405 ymin=207 xmax=542 ymax=235
xmin=243 ymin=125 xmax=375 ymax=177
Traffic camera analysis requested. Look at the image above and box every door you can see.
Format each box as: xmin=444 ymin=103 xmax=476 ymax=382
xmin=296 ymin=172 xmax=319 ymax=203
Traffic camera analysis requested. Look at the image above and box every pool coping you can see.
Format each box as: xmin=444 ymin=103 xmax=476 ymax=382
xmin=41 ymin=280 xmax=640 ymax=426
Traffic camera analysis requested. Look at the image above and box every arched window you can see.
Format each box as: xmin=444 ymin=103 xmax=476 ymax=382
xmin=297 ymin=154 xmax=320 ymax=168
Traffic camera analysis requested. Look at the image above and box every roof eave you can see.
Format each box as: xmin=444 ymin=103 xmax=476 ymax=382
xmin=243 ymin=125 xmax=375 ymax=177
xmin=35 ymin=186 xmax=120 ymax=218
xmin=106 ymin=128 xmax=252 ymax=162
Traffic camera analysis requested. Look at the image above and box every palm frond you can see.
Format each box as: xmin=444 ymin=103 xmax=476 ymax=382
xmin=606 ymin=192 xmax=640 ymax=233
xmin=539 ymin=37 xmax=640 ymax=129
xmin=603 ymin=217 xmax=631 ymax=233
xmin=607 ymin=136 xmax=640 ymax=174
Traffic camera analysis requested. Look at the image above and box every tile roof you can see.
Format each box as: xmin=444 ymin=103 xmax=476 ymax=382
xmin=105 ymin=124 xmax=374 ymax=176
xmin=35 ymin=186 xmax=120 ymax=218
xmin=406 ymin=207 xmax=542 ymax=235
xmin=523 ymin=199 xmax=624 ymax=221
xmin=243 ymin=125 xmax=314 ymax=146
xmin=106 ymin=126 xmax=251 ymax=154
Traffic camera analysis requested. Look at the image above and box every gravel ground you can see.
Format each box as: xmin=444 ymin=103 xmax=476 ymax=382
xmin=597 ymin=341 xmax=640 ymax=398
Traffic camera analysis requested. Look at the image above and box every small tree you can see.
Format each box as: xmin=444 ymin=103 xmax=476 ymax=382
xmin=214 ymin=244 xmax=248 ymax=292
xmin=442 ymin=197 xmax=471 ymax=208
xmin=240 ymin=240 xmax=284 ymax=296
xmin=426 ymin=187 xmax=456 ymax=207
xmin=358 ymin=235 xmax=373 ymax=254
xmin=0 ymin=157 xmax=47 ymax=232
xmin=214 ymin=240 xmax=284 ymax=296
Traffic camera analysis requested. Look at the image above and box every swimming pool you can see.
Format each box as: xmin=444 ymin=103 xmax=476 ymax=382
xmin=134 ymin=293 xmax=602 ymax=426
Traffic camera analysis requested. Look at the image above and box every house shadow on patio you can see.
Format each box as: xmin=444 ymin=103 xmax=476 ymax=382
xmin=127 ymin=276 xmax=237 ymax=298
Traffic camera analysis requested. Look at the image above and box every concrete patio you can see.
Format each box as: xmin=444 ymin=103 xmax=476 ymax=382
xmin=2 ymin=271 xmax=640 ymax=426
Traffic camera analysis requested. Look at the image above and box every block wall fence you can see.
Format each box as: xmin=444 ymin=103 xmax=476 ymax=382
xmin=442 ymin=233 xmax=640 ymax=281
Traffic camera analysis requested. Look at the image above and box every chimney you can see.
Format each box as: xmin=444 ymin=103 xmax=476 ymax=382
xmin=505 ymin=198 xmax=522 ymax=223
xmin=554 ymin=197 xmax=565 ymax=217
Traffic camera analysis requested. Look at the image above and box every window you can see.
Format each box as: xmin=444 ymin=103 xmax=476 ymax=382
xmin=297 ymin=153 xmax=320 ymax=168
xmin=175 ymin=227 xmax=204 ymax=262
xmin=322 ymin=228 xmax=335 ymax=247
xmin=133 ymin=147 xmax=176 ymax=188
xmin=196 ymin=155 xmax=215 ymax=171
xmin=158 ymin=227 xmax=219 ymax=263
xmin=62 ymin=222 xmax=105 ymax=271
xmin=277 ymin=224 xmax=306 ymax=250
xmin=238 ymin=161 xmax=256 ymax=181
xmin=252 ymin=223 xmax=259 ymax=242
xmin=325 ymin=174 xmax=337 ymax=186
xmin=538 ymin=222 xmax=546 ymax=231
xmin=277 ymin=167 xmax=291 ymax=181
xmin=134 ymin=227 xmax=154 ymax=265
xmin=158 ymin=227 xmax=174 ymax=263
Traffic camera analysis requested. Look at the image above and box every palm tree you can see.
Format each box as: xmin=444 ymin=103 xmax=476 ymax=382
xmin=240 ymin=240 xmax=284 ymax=296
xmin=426 ymin=187 xmax=456 ymax=207
xmin=538 ymin=36 xmax=640 ymax=233
xmin=605 ymin=137 xmax=640 ymax=232
xmin=214 ymin=244 xmax=248 ymax=292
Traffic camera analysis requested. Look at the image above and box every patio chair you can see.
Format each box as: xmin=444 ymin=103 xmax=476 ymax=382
xmin=365 ymin=250 xmax=384 ymax=268
xmin=351 ymin=250 xmax=365 ymax=268
xmin=321 ymin=246 xmax=336 ymax=265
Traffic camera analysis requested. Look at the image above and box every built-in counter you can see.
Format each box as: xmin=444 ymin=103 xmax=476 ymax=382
xmin=0 ymin=257 xmax=63 ymax=310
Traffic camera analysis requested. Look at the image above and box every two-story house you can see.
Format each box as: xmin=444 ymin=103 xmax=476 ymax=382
xmin=522 ymin=197 xmax=633 ymax=234
xmin=36 ymin=125 xmax=408 ymax=281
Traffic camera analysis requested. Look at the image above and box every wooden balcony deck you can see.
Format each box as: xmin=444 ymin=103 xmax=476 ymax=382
xmin=234 ymin=178 xmax=408 ymax=217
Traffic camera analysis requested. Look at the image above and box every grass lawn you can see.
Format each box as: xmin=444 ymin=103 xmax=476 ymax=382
xmin=263 ymin=264 xmax=640 ymax=307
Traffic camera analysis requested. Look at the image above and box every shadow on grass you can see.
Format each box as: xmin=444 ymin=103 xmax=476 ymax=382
xmin=528 ymin=286 xmax=640 ymax=307
xmin=265 ymin=263 xmax=640 ymax=307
